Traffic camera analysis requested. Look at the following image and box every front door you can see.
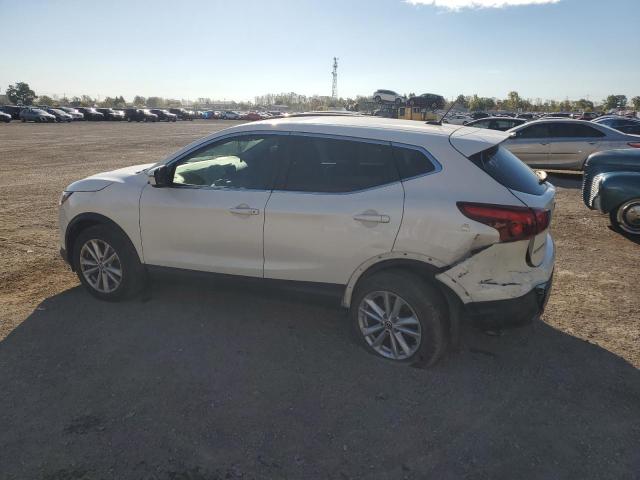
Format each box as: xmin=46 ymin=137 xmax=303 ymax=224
xmin=139 ymin=133 xmax=286 ymax=277
xmin=504 ymin=123 xmax=551 ymax=167
xmin=263 ymin=134 xmax=404 ymax=285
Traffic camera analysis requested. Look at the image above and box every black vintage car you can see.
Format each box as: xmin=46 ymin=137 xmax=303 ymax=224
xmin=149 ymin=109 xmax=177 ymax=122
xmin=583 ymin=148 xmax=640 ymax=237
xmin=124 ymin=108 xmax=158 ymax=122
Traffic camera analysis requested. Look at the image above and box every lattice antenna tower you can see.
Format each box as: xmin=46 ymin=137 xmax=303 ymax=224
xmin=331 ymin=57 xmax=338 ymax=98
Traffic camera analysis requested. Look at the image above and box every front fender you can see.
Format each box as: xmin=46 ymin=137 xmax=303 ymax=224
xmin=596 ymin=172 xmax=640 ymax=213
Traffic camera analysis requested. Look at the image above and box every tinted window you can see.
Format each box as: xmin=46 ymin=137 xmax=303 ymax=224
xmin=393 ymin=146 xmax=436 ymax=179
xmin=549 ymin=123 xmax=605 ymax=138
xmin=284 ymin=136 xmax=398 ymax=192
xmin=469 ymin=145 xmax=546 ymax=195
xmin=172 ymin=134 xmax=284 ymax=189
xmin=517 ymin=124 xmax=550 ymax=138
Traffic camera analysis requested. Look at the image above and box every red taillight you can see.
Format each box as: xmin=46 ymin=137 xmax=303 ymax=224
xmin=628 ymin=142 xmax=640 ymax=148
xmin=457 ymin=202 xmax=551 ymax=243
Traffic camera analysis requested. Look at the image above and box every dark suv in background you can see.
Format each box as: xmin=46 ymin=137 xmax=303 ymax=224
xmin=124 ymin=108 xmax=158 ymax=122
xmin=1 ymin=105 xmax=24 ymax=120
xmin=169 ymin=108 xmax=194 ymax=120
xmin=150 ymin=109 xmax=177 ymax=122
xmin=76 ymin=107 xmax=104 ymax=121
xmin=96 ymin=108 xmax=125 ymax=121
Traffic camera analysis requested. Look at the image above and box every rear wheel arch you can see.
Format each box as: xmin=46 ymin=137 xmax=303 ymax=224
xmin=65 ymin=213 xmax=140 ymax=270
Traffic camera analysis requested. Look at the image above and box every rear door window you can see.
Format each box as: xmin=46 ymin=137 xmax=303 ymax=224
xmin=392 ymin=146 xmax=436 ymax=179
xmin=283 ymin=136 xmax=398 ymax=193
xmin=517 ymin=123 xmax=550 ymax=138
xmin=468 ymin=145 xmax=546 ymax=195
xmin=549 ymin=123 xmax=605 ymax=138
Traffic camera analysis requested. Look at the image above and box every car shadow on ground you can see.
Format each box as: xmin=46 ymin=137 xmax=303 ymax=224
xmin=1 ymin=277 xmax=638 ymax=480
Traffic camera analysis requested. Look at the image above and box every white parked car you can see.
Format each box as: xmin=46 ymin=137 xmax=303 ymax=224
xmin=373 ymin=89 xmax=404 ymax=105
xmin=59 ymin=116 xmax=556 ymax=365
xmin=443 ymin=113 xmax=473 ymax=125
xmin=504 ymin=119 xmax=640 ymax=170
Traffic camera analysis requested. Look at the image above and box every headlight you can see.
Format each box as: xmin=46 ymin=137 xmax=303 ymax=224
xmin=59 ymin=191 xmax=73 ymax=205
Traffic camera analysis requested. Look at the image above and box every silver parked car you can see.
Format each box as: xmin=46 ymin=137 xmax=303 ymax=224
xmin=19 ymin=107 xmax=56 ymax=123
xmin=504 ymin=119 xmax=640 ymax=170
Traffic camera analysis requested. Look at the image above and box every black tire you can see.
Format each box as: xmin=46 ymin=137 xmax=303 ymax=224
xmin=609 ymin=198 xmax=640 ymax=237
xmin=72 ymin=224 xmax=146 ymax=301
xmin=350 ymin=270 xmax=448 ymax=366
xmin=374 ymin=96 xmax=382 ymax=103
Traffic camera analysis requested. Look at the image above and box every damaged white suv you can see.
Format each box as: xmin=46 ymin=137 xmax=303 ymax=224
xmin=59 ymin=115 xmax=555 ymax=365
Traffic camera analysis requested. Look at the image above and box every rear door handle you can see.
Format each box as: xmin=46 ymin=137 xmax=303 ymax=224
xmin=354 ymin=213 xmax=390 ymax=224
xmin=229 ymin=205 xmax=260 ymax=215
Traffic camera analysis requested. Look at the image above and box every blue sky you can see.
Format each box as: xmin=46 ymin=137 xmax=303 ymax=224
xmin=0 ymin=0 xmax=638 ymax=102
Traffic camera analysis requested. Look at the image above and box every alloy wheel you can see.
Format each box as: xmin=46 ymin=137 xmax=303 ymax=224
xmin=79 ymin=239 xmax=123 ymax=293
xmin=358 ymin=291 xmax=422 ymax=360
xmin=616 ymin=199 xmax=640 ymax=235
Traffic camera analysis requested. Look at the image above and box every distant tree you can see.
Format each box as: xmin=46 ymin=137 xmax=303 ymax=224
xmin=6 ymin=82 xmax=36 ymax=105
xmin=147 ymin=96 xmax=165 ymax=108
xmin=455 ymin=94 xmax=468 ymax=109
xmin=605 ymin=94 xmax=627 ymax=110
xmin=36 ymin=95 xmax=55 ymax=106
xmin=631 ymin=96 xmax=640 ymax=110
xmin=133 ymin=95 xmax=146 ymax=106
xmin=505 ymin=91 xmax=521 ymax=111
xmin=80 ymin=95 xmax=94 ymax=107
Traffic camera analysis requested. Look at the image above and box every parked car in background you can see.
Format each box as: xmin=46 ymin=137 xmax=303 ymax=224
xmin=504 ymin=119 xmax=640 ymax=170
xmin=543 ymin=112 xmax=572 ymax=118
xmin=220 ymin=110 xmax=241 ymax=120
xmin=96 ymin=108 xmax=125 ymax=121
xmin=0 ymin=110 xmax=11 ymax=122
xmin=373 ymin=89 xmax=404 ymax=105
xmin=1 ymin=105 xmax=24 ymax=119
xmin=46 ymin=108 xmax=73 ymax=122
xmin=465 ymin=117 xmax=527 ymax=131
xmin=242 ymin=112 xmax=263 ymax=121
xmin=169 ymin=108 xmax=194 ymax=120
xmin=76 ymin=107 xmax=104 ymax=121
xmin=150 ymin=109 xmax=177 ymax=122
xmin=443 ymin=113 xmax=473 ymax=125
xmin=578 ymin=112 xmax=599 ymax=120
xmin=19 ymin=107 xmax=56 ymax=123
xmin=59 ymin=107 xmax=85 ymax=120
xmin=58 ymin=116 xmax=555 ymax=366
xmin=124 ymin=108 xmax=158 ymax=122
xmin=469 ymin=112 xmax=490 ymax=120
xmin=593 ymin=116 xmax=640 ymax=135
xmin=516 ymin=113 xmax=535 ymax=120
xmin=583 ymin=149 xmax=640 ymax=237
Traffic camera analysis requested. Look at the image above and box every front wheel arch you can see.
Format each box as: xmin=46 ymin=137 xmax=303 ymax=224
xmin=65 ymin=213 xmax=141 ymax=271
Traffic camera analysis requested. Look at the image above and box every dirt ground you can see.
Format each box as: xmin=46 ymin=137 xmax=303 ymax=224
xmin=0 ymin=121 xmax=638 ymax=479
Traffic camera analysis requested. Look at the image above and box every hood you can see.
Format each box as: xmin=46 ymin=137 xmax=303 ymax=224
xmin=65 ymin=163 xmax=154 ymax=192
xmin=449 ymin=126 xmax=510 ymax=157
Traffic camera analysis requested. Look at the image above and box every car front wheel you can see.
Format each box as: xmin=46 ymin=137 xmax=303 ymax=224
xmin=350 ymin=271 xmax=447 ymax=366
xmin=73 ymin=225 xmax=146 ymax=301
xmin=610 ymin=198 xmax=640 ymax=236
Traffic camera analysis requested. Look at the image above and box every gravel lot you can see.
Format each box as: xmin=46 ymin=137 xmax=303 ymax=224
xmin=0 ymin=121 xmax=638 ymax=479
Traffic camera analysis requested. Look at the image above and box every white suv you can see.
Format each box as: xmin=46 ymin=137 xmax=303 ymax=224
xmin=59 ymin=116 xmax=556 ymax=365
xmin=373 ymin=90 xmax=404 ymax=105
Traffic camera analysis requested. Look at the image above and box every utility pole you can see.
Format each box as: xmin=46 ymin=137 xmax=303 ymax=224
xmin=331 ymin=57 xmax=338 ymax=99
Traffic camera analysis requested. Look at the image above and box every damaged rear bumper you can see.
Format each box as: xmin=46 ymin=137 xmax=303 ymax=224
xmin=464 ymin=275 xmax=553 ymax=329
xmin=435 ymin=234 xmax=555 ymax=329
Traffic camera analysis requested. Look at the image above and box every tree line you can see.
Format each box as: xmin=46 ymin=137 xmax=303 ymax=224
xmin=2 ymin=82 xmax=640 ymax=113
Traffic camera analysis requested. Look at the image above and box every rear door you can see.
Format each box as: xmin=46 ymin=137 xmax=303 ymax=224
xmin=504 ymin=123 xmax=551 ymax=166
xmin=263 ymin=134 xmax=403 ymax=284
xmin=546 ymin=122 xmax=604 ymax=169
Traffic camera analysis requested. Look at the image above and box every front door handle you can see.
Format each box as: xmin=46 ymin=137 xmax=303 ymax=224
xmin=354 ymin=213 xmax=391 ymax=224
xmin=229 ymin=205 xmax=260 ymax=215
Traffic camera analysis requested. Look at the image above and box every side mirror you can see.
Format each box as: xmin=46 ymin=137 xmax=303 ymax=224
xmin=148 ymin=165 xmax=170 ymax=188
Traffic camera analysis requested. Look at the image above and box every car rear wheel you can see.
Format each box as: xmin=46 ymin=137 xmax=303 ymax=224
xmin=73 ymin=225 xmax=146 ymax=301
xmin=350 ymin=271 xmax=448 ymax=366
xmin=610 ymin=198 xmax=640 ymax=236
xmin=374 ymin=96 xmax=382 ymax=103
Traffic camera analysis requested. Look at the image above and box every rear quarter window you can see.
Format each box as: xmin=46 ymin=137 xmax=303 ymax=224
xmin=469 ymin=145 xmax=546 ymax=195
